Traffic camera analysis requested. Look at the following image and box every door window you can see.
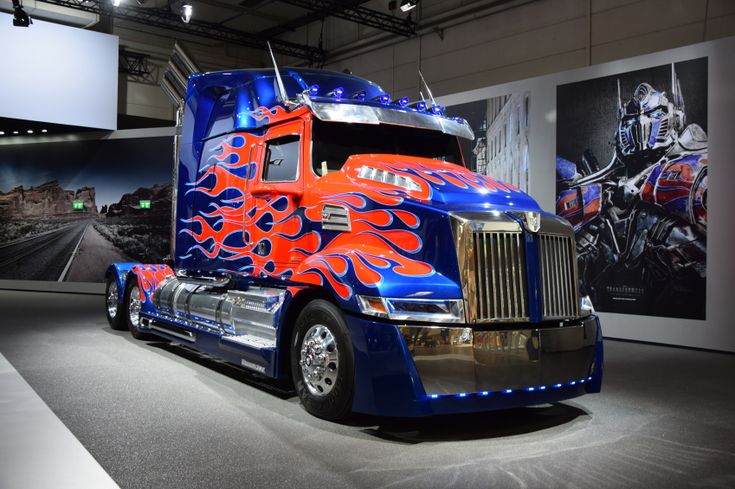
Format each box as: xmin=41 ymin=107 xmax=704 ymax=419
xmin=263 ymin=135 xmax=300 ymax=182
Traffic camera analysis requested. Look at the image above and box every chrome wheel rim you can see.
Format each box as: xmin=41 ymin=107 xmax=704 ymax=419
xmin=128 ymin=285 xmax=141 ymax=328
xmin=107 ymin=281 xmax=118 ymax=318
xmin=299 ymin=324 xmax=339 ymax=396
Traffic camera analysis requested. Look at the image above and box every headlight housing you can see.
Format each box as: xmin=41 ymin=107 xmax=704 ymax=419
xmin=356 ymin=295 xmax=464 ymax=323
xmin=580 ymin=295 xmax=595 ymax=317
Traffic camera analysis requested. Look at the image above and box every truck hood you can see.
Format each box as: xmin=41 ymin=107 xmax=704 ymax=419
xmin=314 ymin=154 xmax=540 ymax=213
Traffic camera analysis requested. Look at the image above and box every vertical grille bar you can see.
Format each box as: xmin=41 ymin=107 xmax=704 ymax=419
xmin=471 ymin=231 xmax=528 ymax=322
xmin=538 ymin=233 xmax=579 ymax=320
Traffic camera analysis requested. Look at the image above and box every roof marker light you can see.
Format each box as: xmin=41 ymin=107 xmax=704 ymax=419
xmin=0 ymin=131 xmax=4 ymax=136
xmin=569 ymin=381 xmax=576 ymax=386
xmin=429 ymin=394 xmax=439 ymax=399
xmin=416 ymin=101 xmax=427 ymax=111
xmin=554 ymin=383 xmax=562 ymax=388
xmin=451 ymin=117 xmax=465 ymax=124
xmin=309 ymin=84 xmax=319 ymax=96
xmin=457 ymin=393 xmax=467 ymax=398
xmin=398 ymin=96 xmax=409 ymax=107
xmin=352 ymin=90 xmax=366 ymax=101
xmin=41 ymin=129 xmax=47 ymax=133
xmin=480 ymin=391 xmax=489 ymax=396
xmin=333 ymin=86 xmax=344 ymax=99
xmin=504 ymin=389 xmax=512 ymax=394
xmin=431 ymin=104 xmax=444 ymax=115
xmin=580 ymin=379 xmax=586 ymax=384
xmin=526 ymin=387 xmax=535 ymax=392
xmin=27 ymin=130 xmax=33 ymax=134
xmin=539 ymin=386 xmax=547 ymax=390
xmin=588 ymin=376 xmax=592 ymax=381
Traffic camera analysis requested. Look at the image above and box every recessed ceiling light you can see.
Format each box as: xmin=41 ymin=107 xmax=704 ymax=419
xmin=27 ymin=129 xmax=34 ymax=134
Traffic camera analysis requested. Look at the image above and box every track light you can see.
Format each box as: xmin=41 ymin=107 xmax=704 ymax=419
xmin=181 ymin=3 xmax=192 ymax=23
xmin=399 ymin=0 xmax=417 ymax=13
xmin=12 ymin=0 xmax=32 ymax=27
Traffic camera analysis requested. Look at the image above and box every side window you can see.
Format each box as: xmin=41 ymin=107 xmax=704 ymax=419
xmin=263 ymin=135 xmax=300 ymax=182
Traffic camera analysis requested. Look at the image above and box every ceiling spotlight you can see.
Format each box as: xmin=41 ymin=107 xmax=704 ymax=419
xmin=12 ymin=0 xmax=32 ymax=27
xmin=113 ymin=0 xmax=121 ymax=6
xmin=400 ymin=0 xmax=417 ymax=13
xmin=181 ymin=3 xmax=192 ymax=23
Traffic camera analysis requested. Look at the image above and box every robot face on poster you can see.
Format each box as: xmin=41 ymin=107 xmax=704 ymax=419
xmin=556 ymin=58 xmax=708 ymax=320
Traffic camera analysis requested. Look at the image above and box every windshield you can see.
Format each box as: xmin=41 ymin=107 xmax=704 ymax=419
xmin=312 ymin=119 xmax=465 ymax=176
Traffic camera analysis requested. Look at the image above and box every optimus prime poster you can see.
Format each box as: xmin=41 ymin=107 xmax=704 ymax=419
xmin=556 ymin=57 xmax=707 ymax=320
xmin=0 ymin=136 xmax=173 ymax=283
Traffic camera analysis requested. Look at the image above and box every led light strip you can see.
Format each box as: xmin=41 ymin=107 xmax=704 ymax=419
xmin=426 ymin=376 xmax=593 ymax=399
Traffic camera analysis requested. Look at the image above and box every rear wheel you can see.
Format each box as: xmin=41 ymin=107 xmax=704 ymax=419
xmin=124 ymin=277 xmax=156 ymax=340
xmin=105 ymin=277 xmax=127 ymax=330
xmin=291 ymin=300 xmax=354 ymax=421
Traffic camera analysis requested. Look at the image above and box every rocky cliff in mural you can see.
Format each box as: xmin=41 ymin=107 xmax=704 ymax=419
xmin=105 ymin=183 xmax=171 ymax=219
xmin=0 ymin=180 xmax=97 ymax=218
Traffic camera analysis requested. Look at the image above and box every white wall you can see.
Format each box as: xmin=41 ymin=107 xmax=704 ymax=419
xmin=278 ymin=0 xmax=735 ymax=101
xmin=439 ymin=36 xmax=735 ymax=352
xmin=0 ymin=13 xmax=118 ymax=130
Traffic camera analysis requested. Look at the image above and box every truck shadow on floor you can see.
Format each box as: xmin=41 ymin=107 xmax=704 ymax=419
xmin=123 ymin=333 xmax=589 ymax=444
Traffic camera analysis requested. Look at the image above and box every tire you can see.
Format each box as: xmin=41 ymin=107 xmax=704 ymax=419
xmin=124 ymin=276 xmax=157 ymax=340
xmin=105 ymin=277 xmax=127 ymax=331
xmin=291 ymin=299 xmax=355 ymax=421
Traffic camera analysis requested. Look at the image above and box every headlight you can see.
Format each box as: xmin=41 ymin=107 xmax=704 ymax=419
xmin=356 ymin=295 xmax=464 ymax=323
xmin=580 ymin=295 xmax=595 ymax=317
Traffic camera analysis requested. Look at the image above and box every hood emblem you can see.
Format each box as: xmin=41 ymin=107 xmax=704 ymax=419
xmin=510 ymin=211 xmax=541 ymax=233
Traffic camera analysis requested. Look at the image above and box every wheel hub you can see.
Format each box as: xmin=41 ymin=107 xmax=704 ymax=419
xmin=107 ymin=281 xmax=118 ymax=318
xmin=129 ymin=285 xmax=141 ymax=328
xmin=299 ymin=324 xmax=338 ymax=396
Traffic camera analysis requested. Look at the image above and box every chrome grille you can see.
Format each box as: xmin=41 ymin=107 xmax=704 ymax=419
xmin=539 ymin=233 xmax=579 ymax=319
xmin=472 ymin=231 xmax=528 ymax=322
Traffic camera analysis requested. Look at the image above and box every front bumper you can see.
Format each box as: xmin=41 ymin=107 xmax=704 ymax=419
xmin=347 ymin=314 xmax=603 ymax=417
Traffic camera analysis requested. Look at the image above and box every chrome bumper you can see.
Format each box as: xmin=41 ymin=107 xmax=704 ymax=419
xmin=400 ymin=315 xmax=598 ymax=396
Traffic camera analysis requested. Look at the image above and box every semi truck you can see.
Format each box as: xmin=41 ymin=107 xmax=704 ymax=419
xmin=105 ymin=66 xmax=603 ymax=421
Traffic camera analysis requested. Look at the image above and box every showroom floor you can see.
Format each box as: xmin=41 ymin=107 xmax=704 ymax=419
xmin=1 ymin=289 xmax=734 ymax=489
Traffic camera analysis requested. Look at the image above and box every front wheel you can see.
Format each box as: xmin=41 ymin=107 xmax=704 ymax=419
xmin=291 ymin=300 xmax=354 ymax=421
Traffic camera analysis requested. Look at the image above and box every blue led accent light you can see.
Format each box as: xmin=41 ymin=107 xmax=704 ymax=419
xmin=416 ymin=101 xmax=427 ymax=111
xmin=431 ymin=104 xmax=444 ymax=115
xmin=333 ymin=86 xmax=344 ymax=99
xmin=378 ymin=94 xmax=391 ymax=104
xmin=353 ymin=90 xmax=367 ymax=101
xmin=588 ymin=376 xmax=592 ymax=381
xmin=398 ymin=97 xmax=409 ymax=107
xmin=309 ymin=84 xmax=319 ymax=95
xmin=423 ymin=376 xmax=592 ymax=400
xmin=451 ymin=116 xmax=465 ymax=123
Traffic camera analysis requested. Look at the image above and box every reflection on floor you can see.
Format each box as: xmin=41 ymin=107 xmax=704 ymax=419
xmin=0 ymin=289 xmax=734 ymax=489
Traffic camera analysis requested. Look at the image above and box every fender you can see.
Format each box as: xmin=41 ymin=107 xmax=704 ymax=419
xmin=105 ymin=262 xmax=140 ymax=306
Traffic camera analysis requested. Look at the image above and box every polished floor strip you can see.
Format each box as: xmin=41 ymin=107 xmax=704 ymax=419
xmin=0 ymin=353 xmax=120 ymax=489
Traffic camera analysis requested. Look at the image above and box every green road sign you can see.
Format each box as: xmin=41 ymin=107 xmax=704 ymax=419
xmin=139 ymin=200 xmax=151 ymax=209
xmin=72 ymin=201 xmax=84 ymax=210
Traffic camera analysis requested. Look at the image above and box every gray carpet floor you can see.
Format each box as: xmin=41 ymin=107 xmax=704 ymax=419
xmin=1 ymin=289 xmax=734 ymax=489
